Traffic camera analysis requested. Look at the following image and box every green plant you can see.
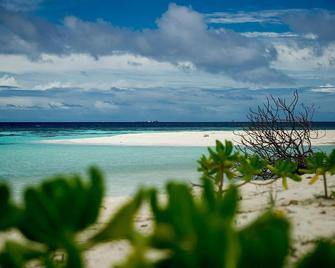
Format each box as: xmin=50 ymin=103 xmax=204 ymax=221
xmin=197 ymin=140 xmax=239 ymax=196
xmin=236 ymin=154 xmax=268 ymax=182
xmin=300 ymin=150 xmax=335 ymax=198
xmin=198 ymin=140 xmax=302 ymax=192
xmin=118 ymin=179 xmax=335 ymax=268
xmin=268 ymin=159 xmax=302 ymax=189
xmin=130 ymin=181 xmax=291 ymax=268
xmin=295 ymin=240 xmax=335 ymax=268
xmin=0 ymin=184 xmax=22 ymax=231
xmin=0 ymin=167 xmax=104 ymax=267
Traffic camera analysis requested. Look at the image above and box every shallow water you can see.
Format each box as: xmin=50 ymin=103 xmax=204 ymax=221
xmin=0 ymin=128 xmax=207 ymax=197
xmin=0 ymin=124 xmax=334 ymax=198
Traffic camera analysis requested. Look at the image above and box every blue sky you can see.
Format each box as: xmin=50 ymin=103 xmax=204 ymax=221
xmin=0 ymin=0 xmax=334 ymax=121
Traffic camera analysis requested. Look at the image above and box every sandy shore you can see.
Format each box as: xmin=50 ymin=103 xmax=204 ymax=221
xmin=1 ymin=176 xmax=334 ymax=267
xmin=42 ymin=130 xmax=335 ymax=146
xmin=84 ymin=176 xmax=335 ymax=267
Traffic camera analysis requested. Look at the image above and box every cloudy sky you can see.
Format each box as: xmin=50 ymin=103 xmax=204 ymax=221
xmin=0 ymin=0 xmax=334 ymax=121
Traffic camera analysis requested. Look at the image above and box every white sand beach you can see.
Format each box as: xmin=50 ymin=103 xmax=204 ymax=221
xmin=43 ymin=130 xmax=335 ymax=146
xmin=1 ymin=171 xmax=334 ymax=267
xmin=84 ymin=176 xmax=335 ymax=267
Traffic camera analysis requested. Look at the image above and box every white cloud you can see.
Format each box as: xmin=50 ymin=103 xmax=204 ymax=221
xmin=311 ymin=84 xmax=335 ymax=93
xmin=0 ymin=53 xmax=256 ymax=90
xmin=0 ymin=96 xmax=48 ymax=109
xmin=33 ymin=81 xmax=76 ymax=90
xmin=1 ymin=6 xmax=334 ymax=89
xmin=206 ymin=10 xmax=299 ymax=25
xmin=241 ymin=32 xmax=299 ymax=38
xmin=94 ymin=100 xmax=118 ymax=111
xmin=284 ymin=10 xmax=335 ymax=43
xmin=272 ymin=43 xmax=335 ymax=71
xmin=0 ymin=96 xmax=81 ymax=110
xmin=0 ymin=0 xmax=44 ymax=11
xmin=0 ymin=53 xmax=176 ymax=74
xmin=0 ymin=75 xmax=20 ymax=87
xmin=0 ymin=4 xmax=287 ymax=83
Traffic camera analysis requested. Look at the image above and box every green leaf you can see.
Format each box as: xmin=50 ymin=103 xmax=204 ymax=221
xmin=20 ymin=188 xmax=60 ymax=246
xmin=0 ymin=184 xmax=22 ymax=231
xmin=327 ymin=149 xmax=335 ymax=174
xmin=148 ymin=180 xmax=240 ymax=268
xmin=270 ymin=159 xmax=302 ymax=187
xmin=19 ymin=168 xmax=104 ymax=247
xmin=78 ymin=167 xmax=104 ymax=229
xmin=90 ymin=189 xmax=144 ymax=243
xmin=151 ymin=182 xmax=196 ymax=242
xmin=295 ymin=240 xmax=335 ymax=268
xmin=305 ymin=152 xmax=327 ymax=174
xmin=289 ymin=173 xmax=302 ymax=182
xmin=238 ymin=211 xmax=290 ymax=268
xmin=237 ymin=154 xmax=267 ymax=182
xmin=309 ymin=174 xmax=320 ymax=185
xmin=217 ymin=186 xmax=238 ymax=223
xmin=202 ymin=178 xmax=216 ymax=211
xmin=0 ymin=241 xmax=44 ymax=268
xmin=224 ymin=140 xmax=233 ymax=155
xmin=64 ymin=239 xmax=83 ymax=268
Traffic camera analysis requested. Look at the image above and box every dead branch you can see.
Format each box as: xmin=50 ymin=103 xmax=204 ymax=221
xmin=236 ymin=90 xmax=321 ymax=179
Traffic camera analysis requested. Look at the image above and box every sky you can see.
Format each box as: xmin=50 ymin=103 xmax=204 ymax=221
xmin=0 ymin=0 xmax=334 ymax=121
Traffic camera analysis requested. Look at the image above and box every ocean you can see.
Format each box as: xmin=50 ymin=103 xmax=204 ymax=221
xmin=1 ymin=122 xmax=335 ymax=198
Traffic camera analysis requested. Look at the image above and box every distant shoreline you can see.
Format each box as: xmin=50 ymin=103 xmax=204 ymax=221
xmin=41 ymin=130 xmax=335 ymax=147
xmin=2 ymin=121 xmax=335 ymax=130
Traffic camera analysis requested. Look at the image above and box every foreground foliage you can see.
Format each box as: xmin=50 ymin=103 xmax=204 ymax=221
xmin=0 ymin=141 xmax=335 ymax=267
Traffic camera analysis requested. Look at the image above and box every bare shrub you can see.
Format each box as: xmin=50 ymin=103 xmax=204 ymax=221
xmin=235 ymin=91 xmax=323 ymax=178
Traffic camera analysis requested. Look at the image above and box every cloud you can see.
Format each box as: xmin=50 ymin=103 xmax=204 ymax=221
xmin=272 ymin=43 xmax=335 ymax=71
xmin=0 ymin=0 xmax=44 ymax=11
xmin=206 ymin=8 xmax=335 ymax=43
xmin=33 ymin=81 xmax=77 ymax=90
xmin=206 ymin=10 xmax=289 ymax=25
xmin=144 ymin=5 xmax=283 ymax=83
xmin=285 ymin=10 xmax=335 ymax=43
xmin=207 ymin=9 xmax=335 ymax=45
xmin=0 ymin=75 xmax=19 ymax=87
xmin=1 ymin=86 xmax=334 ymax=121
xmin=94 ymin=100 xmax=118 ymax=111
xmin=0 ymin=94 xmax=83 ymax=110
xmin=241 ymin=32 xmax=299 ymax=38
xmin=0 ymin=53 xmax=175 ymax=74
xmin=0 ymin=53 xmax=259 ymax=91
xmin=311 ymin=84 xmax=335 ymax=93
xmin=0 ymin=4 xmax=287 ymax=84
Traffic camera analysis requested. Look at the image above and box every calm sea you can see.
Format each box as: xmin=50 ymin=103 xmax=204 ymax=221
xmin=1 ymin=122 xmax=334 ymax=198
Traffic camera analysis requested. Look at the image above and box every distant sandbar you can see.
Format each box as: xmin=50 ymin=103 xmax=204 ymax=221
xmin=42 ymin=130 xmax=335 ymax=146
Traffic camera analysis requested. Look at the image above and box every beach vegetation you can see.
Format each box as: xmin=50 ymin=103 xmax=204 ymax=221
xmin=236 ymin=91 xmax=322 ymax=178
xmin=197 ymin=140 xmax=239 ymax=196
xmin=198 ymin=140 xmax=334 ymax=198
xmin=300 ymin=150 xmax=335 ymax=198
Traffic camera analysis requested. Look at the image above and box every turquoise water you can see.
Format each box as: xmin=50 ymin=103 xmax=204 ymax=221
xmin=0 ymin=129 xmax=207 ymax=198
xmin=1 ymin=127 xmax=334 ymax=198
